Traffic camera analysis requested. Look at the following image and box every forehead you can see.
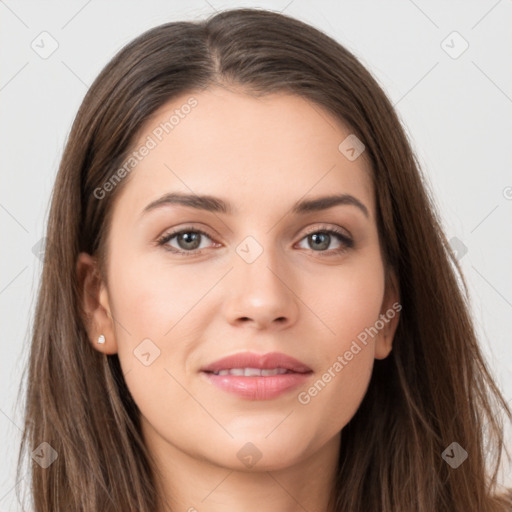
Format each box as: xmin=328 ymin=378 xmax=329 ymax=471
xmin=118 ymin=86 xmax=374 ymax=220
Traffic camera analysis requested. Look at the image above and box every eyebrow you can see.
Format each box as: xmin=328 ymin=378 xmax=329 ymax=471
xmin=141 ymin=192 xmax=369 ymax=218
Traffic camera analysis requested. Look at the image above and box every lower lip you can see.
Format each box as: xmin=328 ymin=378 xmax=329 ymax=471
xmin=201 ymin=371 xmax=312 ymax=400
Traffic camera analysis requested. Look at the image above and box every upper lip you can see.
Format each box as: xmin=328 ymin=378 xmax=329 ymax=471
xmin=200 ymin=351 xmax=312 ymax=374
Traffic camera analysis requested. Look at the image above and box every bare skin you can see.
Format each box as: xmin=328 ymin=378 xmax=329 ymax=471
xmin=78 ymin=86 xmax=400 ymax=512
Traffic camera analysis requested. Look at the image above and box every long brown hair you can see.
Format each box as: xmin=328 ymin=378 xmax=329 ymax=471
xmin=15 ymin=7 xmax=512 ymax=511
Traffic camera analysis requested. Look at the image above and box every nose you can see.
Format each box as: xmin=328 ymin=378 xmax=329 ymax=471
xmin=222 ymin=248 xmax=300 ymax=331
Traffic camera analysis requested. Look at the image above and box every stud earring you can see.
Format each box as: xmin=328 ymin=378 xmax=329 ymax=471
xmin=97 ymin=334 xmax=106 ymax=344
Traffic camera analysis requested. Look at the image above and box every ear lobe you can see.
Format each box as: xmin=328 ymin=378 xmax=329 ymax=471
xmin=374 ymin=269 xmax=401 ymax=360
xmin=76 ymin=252 xmax=118 ymax=355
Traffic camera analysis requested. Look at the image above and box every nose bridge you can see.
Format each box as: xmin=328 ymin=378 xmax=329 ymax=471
xmin=233 ymin=232 xmax=286 ymax=291
xmin=223 ymin=231 xmax=298 ymax=327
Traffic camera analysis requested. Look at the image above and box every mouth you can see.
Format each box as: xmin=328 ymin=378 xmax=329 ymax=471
xmin=200 ymin=351 xmax=313 ymax=400
xmin=205 ymin=367 xmax=295 ymax=376
xmin=200 ymin=351 xmax=312 ymax=374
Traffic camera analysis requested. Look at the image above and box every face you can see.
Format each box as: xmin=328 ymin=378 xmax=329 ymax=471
xmin=79 ymin=86 xmax=399 ymax=473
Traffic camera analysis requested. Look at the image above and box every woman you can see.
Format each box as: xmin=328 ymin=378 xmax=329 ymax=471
xmin=16 ymin=7 xmax=512 ymax=512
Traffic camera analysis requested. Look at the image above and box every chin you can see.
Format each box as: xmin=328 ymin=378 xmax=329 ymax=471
xmin=208 ymin=433 xmax=314 ymax=472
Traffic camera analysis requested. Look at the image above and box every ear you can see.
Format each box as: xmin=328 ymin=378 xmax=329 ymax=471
xmin=374 ymin=268 xmax=401 ymax=360
xmin=76 ymin=252 xmax=118 ymax=355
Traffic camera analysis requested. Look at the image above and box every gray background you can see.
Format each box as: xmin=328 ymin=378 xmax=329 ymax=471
xmin=1 ymin=0 xmax=511 ymax=508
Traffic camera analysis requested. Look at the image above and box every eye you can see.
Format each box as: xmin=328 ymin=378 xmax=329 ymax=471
xmin=156 ymin=227 xmax=216 ymax=255
xmin=296 ymin=226 xmax=354 ymax=255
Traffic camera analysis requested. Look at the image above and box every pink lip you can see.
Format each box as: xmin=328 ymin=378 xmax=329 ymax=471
xmin=200 ymin=351 xmax=313 ymax=401
xmin=200 ymin=351 xmax=312 ymax=373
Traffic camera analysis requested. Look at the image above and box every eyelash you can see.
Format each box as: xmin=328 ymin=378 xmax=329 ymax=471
xmin=156 ymin=225 xmax=354 ymax=258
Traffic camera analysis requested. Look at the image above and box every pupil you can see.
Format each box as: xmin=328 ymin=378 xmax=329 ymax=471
xmin=311 ymin=233 xmax=329 ymax=250
xmin=180 ymin=232 xmax=200 ymax=249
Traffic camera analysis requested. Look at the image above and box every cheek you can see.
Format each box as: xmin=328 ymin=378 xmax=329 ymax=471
xmin=298 ymin=345 xmax=374 ymax=446
xmin=106 ymin=256 xmax=201 ymax=423
xmin=315 ymin=255 xmax=385 ymax=350
xmin=295 ymin=268 xmax=383 ymax=431
xmin=298 ymin=254 xmax=384 ymax=418
xmin=108 ymin=252 xmax=210 ymax=341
